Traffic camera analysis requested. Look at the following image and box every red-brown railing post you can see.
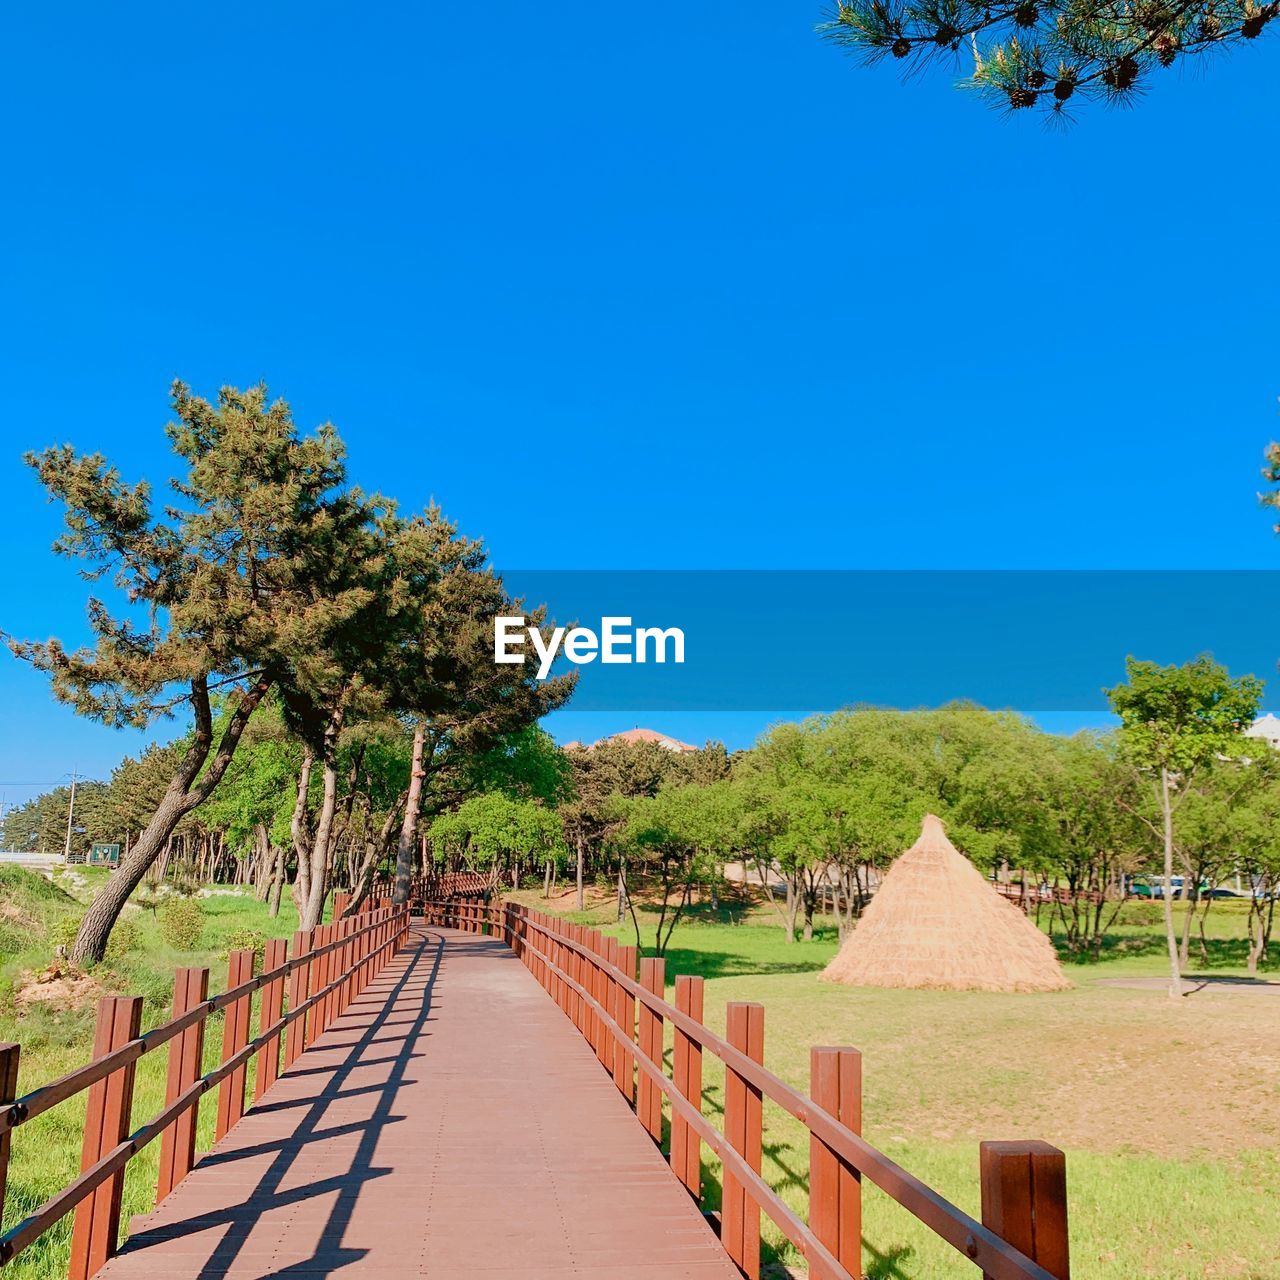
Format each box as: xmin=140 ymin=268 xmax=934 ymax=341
xmin=554 ymin=920 xmax=567 ymax=1013
xmin=672 ymin=975 xmax=704 ymax=1200
xmin=591 ymin=932 xmax=611 ymax=1073
xmin=284 ymin=928 xmax=312 ymax=1068
xmin=156 ymin=967 xmax=209 ymax=1201
xmin=616 ymin=944 xmax=637 ymax=1103
xmin=215 ymin=949 xmax=255 ymax=1140
xmin=318 ymin=924 xmax=337 ymax=1035
xmin=980 ymin=1140 xmax=1070 ymax=1280
xmin=809 ymin=1046 xmax=862 ymax=1278
xmin=602 ymin=936 xmax=620 ymax=1076
xmin=324 ymin=923 xmax=336 ymax=1012
xmin=254 ymin=939 xmax=288 ymax=1102
xmin=309 ymin=927 xmax=326 ymax=1041
xmin=339 ymin=918 xmax=354 ymax=1014
xmin=571 ymin=926 xmax=585 ymax=1029
xmin=68 ymin=995 xmax=143 ymax=1280
xmin=723 ymin=1001 xmax=764 ymax=1279
xmin=637 ymin=957 xmax=665 ymax=1144
xmin=0 ymin=1042 xmax=20 ymax=1220
xmin=585 ymin=929 xmax=602 ymax=1060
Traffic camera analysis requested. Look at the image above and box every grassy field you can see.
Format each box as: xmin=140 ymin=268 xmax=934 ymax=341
xmin=2 ymin=869 xmax=1276 ymax=1280
xmin=0 ymin=866 xmax=302 ymax=1280
xmin=510 ymin=887 xmax=1280 ymax=1280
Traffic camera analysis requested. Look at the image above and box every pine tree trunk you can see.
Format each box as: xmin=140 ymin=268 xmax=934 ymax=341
xmin=392 ymin=721 xmax=426 ymax=905
xmin=301 ymin=756 xmax=340 ymax=929
xmin=71 ymin=790 xmax=192 ymax=962
xmin=300 ymin=701 xmax=346 ymax=930
xmin=69 ymin=671 xmax=271 ymax=965
xmin=268 ymin=844 xmax=286 ymax=918
xmin=290 ymin=749 xmax=314 ymax=916
xmin=254 ymin=824 xmax=271 ymax=901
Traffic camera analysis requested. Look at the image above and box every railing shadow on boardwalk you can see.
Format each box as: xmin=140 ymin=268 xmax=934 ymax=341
xmin=139 ymin=930 xmax=445 ymax=1280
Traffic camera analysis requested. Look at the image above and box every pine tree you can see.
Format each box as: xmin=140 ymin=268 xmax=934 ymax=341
xmin=820 ymin=0 xmax=1278 ymax=117
xmin=6 ymin=382 xmax=380 ymax=962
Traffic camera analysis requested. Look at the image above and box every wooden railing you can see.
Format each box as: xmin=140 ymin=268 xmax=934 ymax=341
xmin=367 ymin=871 xmax=490 ymax=903
xmin=992 ymin=881 xmax=1106 ymax=911
xmin=426 ymin=898 xmax=1070 ymax=1280
xmin=0 ymin=900 xmax=410 ymax=1278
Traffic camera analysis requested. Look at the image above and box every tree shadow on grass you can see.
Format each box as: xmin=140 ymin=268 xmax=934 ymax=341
xmin=1055 ymin=930 xmax=1267 ymax=971
xmin=656 ymin=944 xmax=833 ymax=982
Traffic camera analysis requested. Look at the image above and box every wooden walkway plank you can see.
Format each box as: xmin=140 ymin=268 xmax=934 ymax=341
xmin=99 ymin=926 xmax=737 ymax=1279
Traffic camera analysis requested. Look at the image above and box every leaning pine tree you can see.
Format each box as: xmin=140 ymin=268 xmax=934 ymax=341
xmin=820 ymin=0 xmax=1277 ymax=117
xmin=6 ymin=382 xmax=381 ymax=963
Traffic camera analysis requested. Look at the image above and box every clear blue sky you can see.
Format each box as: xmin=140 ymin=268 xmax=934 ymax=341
xmin=2 ymin=4 xmax=1278 ymax=810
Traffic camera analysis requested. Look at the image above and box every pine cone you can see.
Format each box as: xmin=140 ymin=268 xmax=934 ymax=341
xmin=891 ymin=36 xmax=912 ymax=57
xmin=1027 ymin=68 xmax=1047 ymax=88
xmin=1102 ymin=55 xmax=1140 ymax=90
xmin=1241 ymin=7 xmax=1274 ymax=37
xmin=1008 ymin=86 xmax=1038 ymax=108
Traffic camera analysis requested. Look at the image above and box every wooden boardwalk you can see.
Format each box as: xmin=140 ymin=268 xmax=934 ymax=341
xmin=99 ymin=925 xmax=738 ymax=1280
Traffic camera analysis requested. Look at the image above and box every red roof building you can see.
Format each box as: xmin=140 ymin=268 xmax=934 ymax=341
xmin=563 ymin=727 xmax=699 ymax=753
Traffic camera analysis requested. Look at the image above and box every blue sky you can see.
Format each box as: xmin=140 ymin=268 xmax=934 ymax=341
xmin=1 ymin=3 xmax=1278 ymax=810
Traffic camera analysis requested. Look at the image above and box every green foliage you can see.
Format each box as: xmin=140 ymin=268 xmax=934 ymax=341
xmin=615 ymin=782 xmax=737 ymax=952
xmin=430 ymin=793 xmax=565 ymax=875
xmin=102 ymin=917 xmax=142 ymax=963
xmin=465 ymin=726 xmax=573 ymax=804
xmin=1105 ymin=654 xmax=1263 ymax=775
xmin=820 ymin=0 xmax=1278 ymax=118
xmin=157 ymin=897 xmax=205 ymax=951
xmin=199 ymin=699 xmax=303 ymax=852
xmin=221 ymin=927 xmax=266 ymax=959
xmin=49 ymin=917 xmax=82 ymax=952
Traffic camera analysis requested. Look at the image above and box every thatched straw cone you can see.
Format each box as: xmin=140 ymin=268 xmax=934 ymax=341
xmin=821 ymin=814 xmax=1070 ymax=993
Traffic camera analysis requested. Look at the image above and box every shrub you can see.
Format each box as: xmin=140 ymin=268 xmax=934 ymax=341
xmin=158 ymin=897 xmax=205 ymax=951
xmin=221 ymin=928 xmax=266 ymax=960
xmin=104 ymin=917 xmax=142 ymax=962
xmin=50 ymin=915 xmax=82 ymax=952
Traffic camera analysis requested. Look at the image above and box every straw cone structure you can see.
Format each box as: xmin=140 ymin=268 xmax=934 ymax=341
xmin=821 ymin=814 xmax=1070 ymax=993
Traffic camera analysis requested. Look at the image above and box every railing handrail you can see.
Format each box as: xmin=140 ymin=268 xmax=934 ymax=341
xmin=2 ymin=906 xmax=400 ymax=1134
xmin=426 ymin=896 xmax=1067 ymax=1280
xmin=0 ymin=899 xmax=411 ymax=1273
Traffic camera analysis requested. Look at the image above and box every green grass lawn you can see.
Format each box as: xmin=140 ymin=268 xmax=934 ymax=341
xmin=511 ymin=887 xmax=1280 ymax=1280
xmin=0 ymin=866 xmax=302 ymax=1280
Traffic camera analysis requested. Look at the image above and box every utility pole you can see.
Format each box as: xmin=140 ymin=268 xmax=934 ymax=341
xmin=63 ymin=770 xmax=78 ymax=862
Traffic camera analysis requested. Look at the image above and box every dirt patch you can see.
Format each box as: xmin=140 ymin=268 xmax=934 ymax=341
xmin=14 ymin=962 xmax=104 ymax=1012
